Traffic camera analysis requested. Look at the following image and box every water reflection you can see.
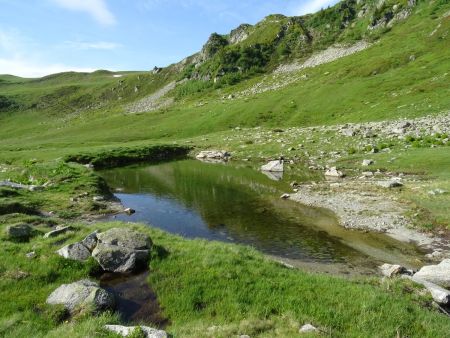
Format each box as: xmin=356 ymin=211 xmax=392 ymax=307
xmin=100 ymin=160 xmax=425 ymax=274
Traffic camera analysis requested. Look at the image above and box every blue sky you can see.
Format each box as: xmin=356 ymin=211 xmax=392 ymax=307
xmin=0 ymin=0 xmax=339 ymax=77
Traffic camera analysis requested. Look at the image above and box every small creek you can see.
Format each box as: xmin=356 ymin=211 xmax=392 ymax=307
xmin=100 ymin=159 xmax=426 ymax=276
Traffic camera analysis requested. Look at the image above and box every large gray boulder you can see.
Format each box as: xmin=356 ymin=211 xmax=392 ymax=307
xmin=57 ymin=242 xmax=91 ymax=262
xmin=92 ymin=228 xmax=152 ymax=273
xmin=5 ymin=223 xmax=32 ymax=240
xmin=96 ymin=228 xmax=151 ymax=250
xmin=104 ymin=325 xmax=167 ymax=338
xmin=414 ymin=259 xmax=450 ymax=288
xmin=92 ymin=243 xmax=149 ymax=273
xmin=46 ymin=280 xmax=115 ymax=314
xmin=409 ymin=276 xmax=450 ymax=305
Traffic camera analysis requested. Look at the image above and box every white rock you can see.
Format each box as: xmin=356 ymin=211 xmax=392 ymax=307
xmin=407 ymin=275 xmax=450 ymax=305
xmin=104 ymin=325 xmax=167 ymax=338
xmin=362 ymin=159 xmax=374 ymax=166
xmin=299 ymin=324 xmax=318 ymax=333
xmin=325 ymin=167 xmax=345 ymax=178
xmin=261 ymin=160 xmax=284 ymax=172
xmin=379 ymin=263 xmax=407 ymax=277
xmin=414 ymin=259 xmax=450 ymax=288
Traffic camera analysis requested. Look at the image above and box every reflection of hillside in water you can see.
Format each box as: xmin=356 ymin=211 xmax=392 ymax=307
xmin=101 ymin=160 xmax=425 ymax=271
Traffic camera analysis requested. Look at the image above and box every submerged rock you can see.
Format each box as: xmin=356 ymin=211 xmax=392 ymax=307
xmin=261 ymin=160 xmax=284 ymax=172
xmin=47 ymin=280 xmax=115 ymax=314
xmin=104 ymin=325 xmax=167 ymax=338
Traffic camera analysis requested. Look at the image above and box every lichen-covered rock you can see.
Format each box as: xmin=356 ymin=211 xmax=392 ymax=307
xmin=57 ymin=242 xmax=91 ymax=262
xmin=92 ymin=243 xmax=149 ymax=273
xmin=96 ymin=228 xmax=151 ymax=251
xmin=81 ymin=231 xmax=98 ymax=251
xmin=46 ymin=280 xmax=115 ymax=314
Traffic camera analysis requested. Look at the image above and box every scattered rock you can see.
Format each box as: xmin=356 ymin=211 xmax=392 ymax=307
xmin=5 ymin=223 xmax=32 ymax=240
xmin=43 ymin=225 xmax=73 ymax=238
xmin=362 ymin=159 xmax=374 ymax=166
xmin=26 ymin=251 xmax=36 ymax=259
xmin=379 ymin=263 xmax=408 ymax=277
xmin=299 ymin=324 xmax=318 ymax=333
xmin=196 ymin=150 xmax=231 ymax=161
xmin=46 ymin=280 xmax=115 ymax=314
xmin=57 ymin=242 xmax=91 ymax=262
xmin=414 ymin=260 xmax=450 ymax=288
xmin=281 ymin=193 xmax=290 ymax=199
xmin=104 ymin=325 xmax=167 ymax=338
xmin=261 ymin=160 xmax=284 ymax=172
xmin=93 ymin=196 xmax=105 ymax=202
xmin=325 ymin=167 xmax=345 ymax=178
xmin=377 ymin=179 xmax=403 ymax=188
xmin=428 ymin=189 xmax=447 ymax=196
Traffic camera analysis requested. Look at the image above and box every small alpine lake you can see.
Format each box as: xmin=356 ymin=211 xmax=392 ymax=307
xmin=100 ymin=159 xmax=425 ymax=276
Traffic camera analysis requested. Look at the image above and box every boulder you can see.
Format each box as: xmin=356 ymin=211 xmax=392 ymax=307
xmin=325 ymin=167 xmax=345 ymax=178
xmin=261 ymin=160 xmax=284 ymax=172
xmin=46 ymin=280 xmax=115 ymax=314
xmin=104 ymin=325 xmax=167 ymax=338
xmin=5 ymin=223 xmax=32 ymax=240
xmin=57 ymin=242 xmax=91 ymax=262
xmin=92 ymin=243 xmax=149 ymax=273
xmin=414 ymin=260 xmax=450 ymax=288
xmin=96 ymin=228 xmax=151 ymax=251
xmin=43 ymin=225 xmax=73 ymax=238
xmin=362 ymin=159 xmax=374 ymax=166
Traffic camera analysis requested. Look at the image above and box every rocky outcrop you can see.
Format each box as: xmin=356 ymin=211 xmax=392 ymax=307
xmin=104 ymin=325 xmax=167 ymax=338
xmin=46 ymin=280 xmax=115 ymax=314
xmin=229 ymin=24 xmax=252 ymax=44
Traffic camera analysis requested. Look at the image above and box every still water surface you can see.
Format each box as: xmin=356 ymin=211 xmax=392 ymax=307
xmin=100 ymin=160 xmax=424 ymax=275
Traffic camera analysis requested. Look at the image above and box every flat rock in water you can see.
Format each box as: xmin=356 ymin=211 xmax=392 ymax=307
xmin=57 ymin=242 xmax=91 ymax=261
xmin=414 ymin=259 xmax=450 ymax=288
xmin=261 ymin=160 xmax=284 ymax=172
xmin=46 ymin=280 xmax=115 ymax=314
xmin=43 ymin=226 xmax=73 ymax=238
xmin=104 ymin=325 xmax=167 ymax=338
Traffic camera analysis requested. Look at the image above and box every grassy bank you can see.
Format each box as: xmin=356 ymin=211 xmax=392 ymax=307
xmin=1 ymin=221 xmax=449 ymax=338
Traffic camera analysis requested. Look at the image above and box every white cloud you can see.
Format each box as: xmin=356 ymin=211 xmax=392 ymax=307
xmin=64 ymin=40 xmax=122 ymax=50
xmin=294 ymin=0 xmax=339 ymax=15
xmin=0 ymin=57 xmax=95 ymax=78
xmin=0 ymin=28 xmax=97 ymax=77
xmin=51 ymin=0 xmax=116 ymax=26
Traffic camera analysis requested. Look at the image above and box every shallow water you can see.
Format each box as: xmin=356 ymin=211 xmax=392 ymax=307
xmin=100 ymin=159 xmax=425 ymax=275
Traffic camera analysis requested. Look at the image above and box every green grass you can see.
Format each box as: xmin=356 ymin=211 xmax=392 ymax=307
xmin=0 ymin=221 xmax=449 ymax=337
